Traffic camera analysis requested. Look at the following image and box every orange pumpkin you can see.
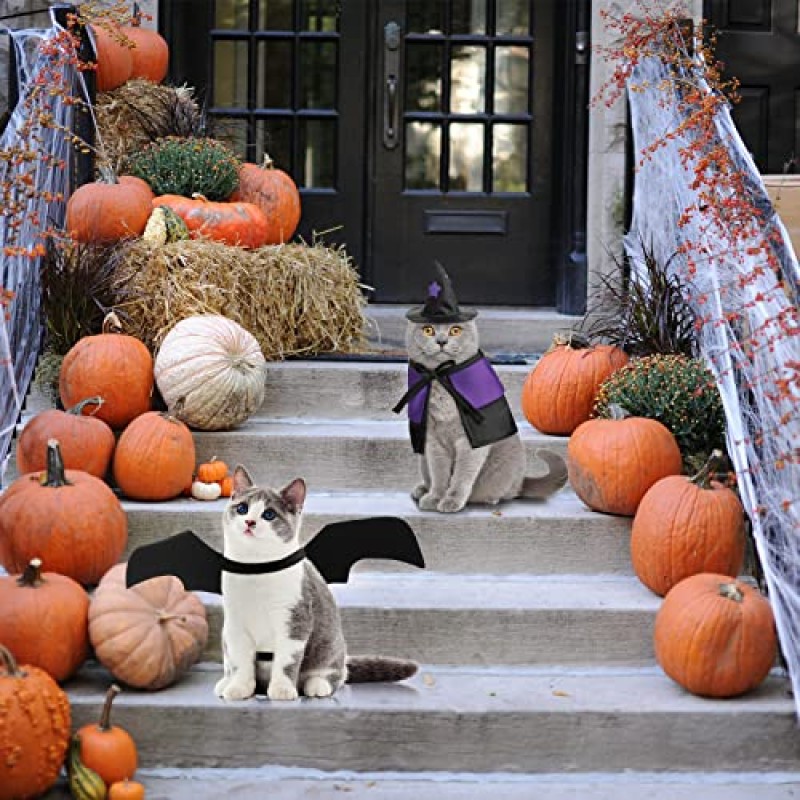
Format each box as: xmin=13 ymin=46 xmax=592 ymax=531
xmin=0 ymin=440 xmax=128 ymax=586
xmin=16 ymin=396 xmax=115 ymax=478
xmin=59 ymin=312 xmax=154 ymax=430
xmin=197 ymin=457 xmax=228 ymax=483
xmin=0 ymin=645 xmax=72 ymax=800
xmin=567 ymin=405 xmax=683 ymax=516
xmin=90 ymin=24 xmax=133 ymax=91
xmin=0 ymin=559 xmax=89 ymax=682
xmin=230 ymin=154 xmax=301 ymax=244
xmin=77 ymin=684 xmax=138 ymax=787
xmin=631 ymin=450 xmax=746 ymax=596
xmin=112 ymin=406 xmax=196 ymax=500
xmin=153 ymin=194 xmax=270 ymax=248
xmin=218 ymin=474 xmax=234 ymax=497
xmin=521 ymin=332 xmax=628 ymax=435
xmin=109 ymin=778 xmax=146 ymax=799
xmin=66 ymin=174 xmax=154 ymax=243
xmin=654 ymin=573 xmax=777 ymax=698
xmin=89 ymin=574 xmax=208 ymax=690
xmin=125 ymin=9 xmax=169 ymax=83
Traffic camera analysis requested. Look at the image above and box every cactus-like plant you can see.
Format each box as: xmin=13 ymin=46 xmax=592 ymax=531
xmin=126 ymin=136 xmax=240 ymax=200
xmin=593 ymin=354 xmax=727 ymax=471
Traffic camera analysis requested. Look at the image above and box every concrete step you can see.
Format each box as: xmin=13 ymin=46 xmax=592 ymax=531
xmin=191 ymin=574 xmax=658 ymax=666
xmin=191 ymin=419 xmax=567 ymax=491
xmin=123 ymin=489 xmax=632 ymax=576
xmin=64 ymin=664 xmax=798 ymax=773
xmin=261 ymin=360 xmax=533 ymax=420
xmin=43 ymin=769 xmax=800 ymax=799
xmin=364 ymin=304 xmax=582 ymax=356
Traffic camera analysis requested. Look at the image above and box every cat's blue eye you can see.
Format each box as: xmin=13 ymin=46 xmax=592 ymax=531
xmin=262 ymin=508 xmax=277 ymax=521
xmin=235 ymin=502 xmax=248 ymax=515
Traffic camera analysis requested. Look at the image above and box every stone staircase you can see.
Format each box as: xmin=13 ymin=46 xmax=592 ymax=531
xmin=10 ymin=308 xmax=800 ymax=798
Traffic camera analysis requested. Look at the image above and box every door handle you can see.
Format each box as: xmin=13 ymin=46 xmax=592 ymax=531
xmin=383 ymin=21 xmax=401 ymax=149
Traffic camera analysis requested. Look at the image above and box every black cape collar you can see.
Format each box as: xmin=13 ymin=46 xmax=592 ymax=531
xmin=220 ymin=547 xmax=306 ymax=575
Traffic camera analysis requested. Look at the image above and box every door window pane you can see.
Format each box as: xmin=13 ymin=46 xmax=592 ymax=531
xmin=300 ymin=41 xmax=337 ymax=109
xmin=216 ymin=0 xmax=249 ymax=29
xmin=449 ymin=122 xmax=484 ymax=191
xmin=257 ymin=118 xmax=293 ymax=173
xmin=493 ymin=123 xmax=527 ymax=192
xmin=494 ymin=45 xmax=529 ymax=114
xmin=259 ymin=0 xmax=293 ymax=30
xmin=496 ymin=0 xmax=530 ymax=35
xmin=405 ymin=122 xmax=441 ymax=190
xmin=300 ymin=0 xmax=339 ymax=31
xmin=299 ymin=119 xmax=336 ymax=188
xmin=212 ymin=117 xmax=249 ymax=159
xmin=214 ymin=40 xmax=249 ymax=107
xmin=406 ymin=43 xmax=443 ymax=112
xmin=407 ymin=1 xmax=444 ymax=34
xmin=257 ymin=40 xmax=293 ymax=108
xmin=450 ymin=46 xmax=486 ymax=114
xmin=452 ymin=0 xmax=486 ymax=34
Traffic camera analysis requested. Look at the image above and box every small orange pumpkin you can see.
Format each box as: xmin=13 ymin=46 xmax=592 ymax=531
xmin=125 ymin=7 xmax=168 ymax=84
xmin=197 ymin=457 xmax=228 ymax=483
xmin=153 ymin=194 xmax=270 ymax=248
xmin=0 ymin=559 xmax=89 ymax=682
xmin=218 ymin=474 xmax=234 ymax=497
xmin=230 ymin=154 xmax=301 ymax=244
xmin=112 ymin=405 xmax=196 ymax=501
xmin=654 ymin=573 xmax=777 ymax=698
xmin=109 ymin=778 xmax=146 ymax=799
xmin=567 ymin=404 xmax=683 ymax=516
xmin=0 ymin=645 xmax=72 ymax=799
xmin=521 ymin=332 xmax=629 ymax=435
xmin=16 ymin=396 xmax=115 ymax=478
xmin=77 ymin=684 xmax=138 ymax=787
xmin=631 ymin=450 xmax=746 ymax=596
xmin=59 ymin=312 xmax=154 ymax=430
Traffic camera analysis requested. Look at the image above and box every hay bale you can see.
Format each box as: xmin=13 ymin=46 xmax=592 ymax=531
xmin=109 ymin=238 xmax=367 ymax=359
xmin=95 ymin=80 xmax=202 ymax=173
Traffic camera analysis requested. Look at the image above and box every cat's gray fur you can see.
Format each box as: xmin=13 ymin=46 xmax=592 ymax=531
xmin=407 ymin=320 xmax=567 ymax=513
xmin=214 ymin=467 xmax=417 ymax=702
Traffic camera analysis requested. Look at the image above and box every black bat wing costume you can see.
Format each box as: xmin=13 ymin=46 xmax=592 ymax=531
xmin=125 ymin=516 xmax=426 ymax=591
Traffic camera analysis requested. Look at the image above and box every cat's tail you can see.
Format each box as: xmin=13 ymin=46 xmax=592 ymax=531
xmin=346 ymin=656 xmax=418 ymax=683
xmin=519 ymin=449 xmax=569 ymax=499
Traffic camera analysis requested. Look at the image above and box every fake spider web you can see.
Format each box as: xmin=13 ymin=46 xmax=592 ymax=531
xmin=625 ymin=54 xmax=800 ymax=711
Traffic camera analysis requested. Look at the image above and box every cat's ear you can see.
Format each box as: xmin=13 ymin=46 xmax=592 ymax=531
xmin=280 ymin=478 xmax=306 ymax=514
xmin=232 ymin=465 xmax=254 ymax=496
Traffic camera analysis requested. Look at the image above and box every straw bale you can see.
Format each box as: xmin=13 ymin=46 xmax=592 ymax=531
xmin=109 ymin=238 xmax=367 ymax=359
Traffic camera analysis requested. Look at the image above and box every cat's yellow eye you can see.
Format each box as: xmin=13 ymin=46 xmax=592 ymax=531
xmin=422 ymin=325 xmax=436 ymax=337
xmin=449 ymin=325 xmax=463 ymax=337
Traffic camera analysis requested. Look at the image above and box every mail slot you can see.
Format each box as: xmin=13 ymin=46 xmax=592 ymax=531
xmin=423 ymin=210 xmax=509 ymax=235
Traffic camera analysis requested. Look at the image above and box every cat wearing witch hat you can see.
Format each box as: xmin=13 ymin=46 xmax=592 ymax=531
xmin=393 ymin=263 xmax=567 ymax=513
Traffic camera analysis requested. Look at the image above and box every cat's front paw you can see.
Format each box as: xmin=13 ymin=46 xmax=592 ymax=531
xmin=438 ymin=495 xmax=468 ymax=513
xmin=214 ymin=676 xmax=231 ymax=698
xmin=267 ymin=681 xmax=300 ymax=701
xmin=411 ymin=484 xmax=428 ymax=502
xmin=417 ymin=493 xmax=441 ymax=511
xmin=303 ymin=676 xmax=334 ymax=698
xmin=220 ymin=678 xmax=256 ymax=701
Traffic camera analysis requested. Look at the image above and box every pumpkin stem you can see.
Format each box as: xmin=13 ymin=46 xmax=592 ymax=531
xmin=67 ymin=396 xmax=105 ymax=417
xmin=42 ymin=439 xmax=71 ymax=488
xmin=17 ymin=558 xmax=44 ymax=588
xmin=131 ymin=1 xmax=142 ymax=26
xmin=102 ymin=311 xmax=124 ymax=335
xmin=689 ymin=448 xmax=727 ymax=489
xmin=97 ymin=163 xmax=120 ymax=186
xmin=0 ymin=644 xmax=22 ymax=677
xmin=607 ymin=403 xmax=631 ymax=421
xmin=260 ymin=153 xmax=275 ymax=170
xmin=551 ymin=330 xmax=591 ymax=350
xmin=719 ymin=582 xmax=745 ymax=603
xmin=190 ymin=193 xmax=210 ymax=203
xmin=98 ymin=684 xmax=122 ymax=731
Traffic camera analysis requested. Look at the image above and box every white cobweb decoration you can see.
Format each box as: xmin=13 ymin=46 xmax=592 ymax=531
xmin=625 ymin=53 xmax=800 ymax=710
xmin=0 ymin=23 xmax=76 ymax=486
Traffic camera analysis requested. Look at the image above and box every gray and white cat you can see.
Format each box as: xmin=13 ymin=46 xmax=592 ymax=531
xmin=406 ymin=320 xmax=567 ymax=513
xmin=214 ymin=467 xmax=417 ymax=702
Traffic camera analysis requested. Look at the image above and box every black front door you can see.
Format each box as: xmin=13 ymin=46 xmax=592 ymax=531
xmin=162 ymin=0 xmax=561 ymax=306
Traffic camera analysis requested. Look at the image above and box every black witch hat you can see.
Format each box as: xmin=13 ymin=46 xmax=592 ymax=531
xmin=405 ymin=262 xmax=478 ymax=323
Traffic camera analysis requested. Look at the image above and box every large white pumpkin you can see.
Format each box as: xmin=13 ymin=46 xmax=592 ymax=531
xmin=154 ymin=314 xmax=266 ymax=430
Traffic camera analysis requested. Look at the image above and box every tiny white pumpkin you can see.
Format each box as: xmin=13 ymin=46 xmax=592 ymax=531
xmin=154 ymin=315 xmax=267 ymax=430
xmin=191 ymin=480 xmax=222 ymax=501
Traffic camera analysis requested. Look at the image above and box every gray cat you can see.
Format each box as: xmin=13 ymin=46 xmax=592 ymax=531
xmin=399 ymin=319 xmax=567 ymax=513
xmin=215 ymin=467 xmax=417 ymax=701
